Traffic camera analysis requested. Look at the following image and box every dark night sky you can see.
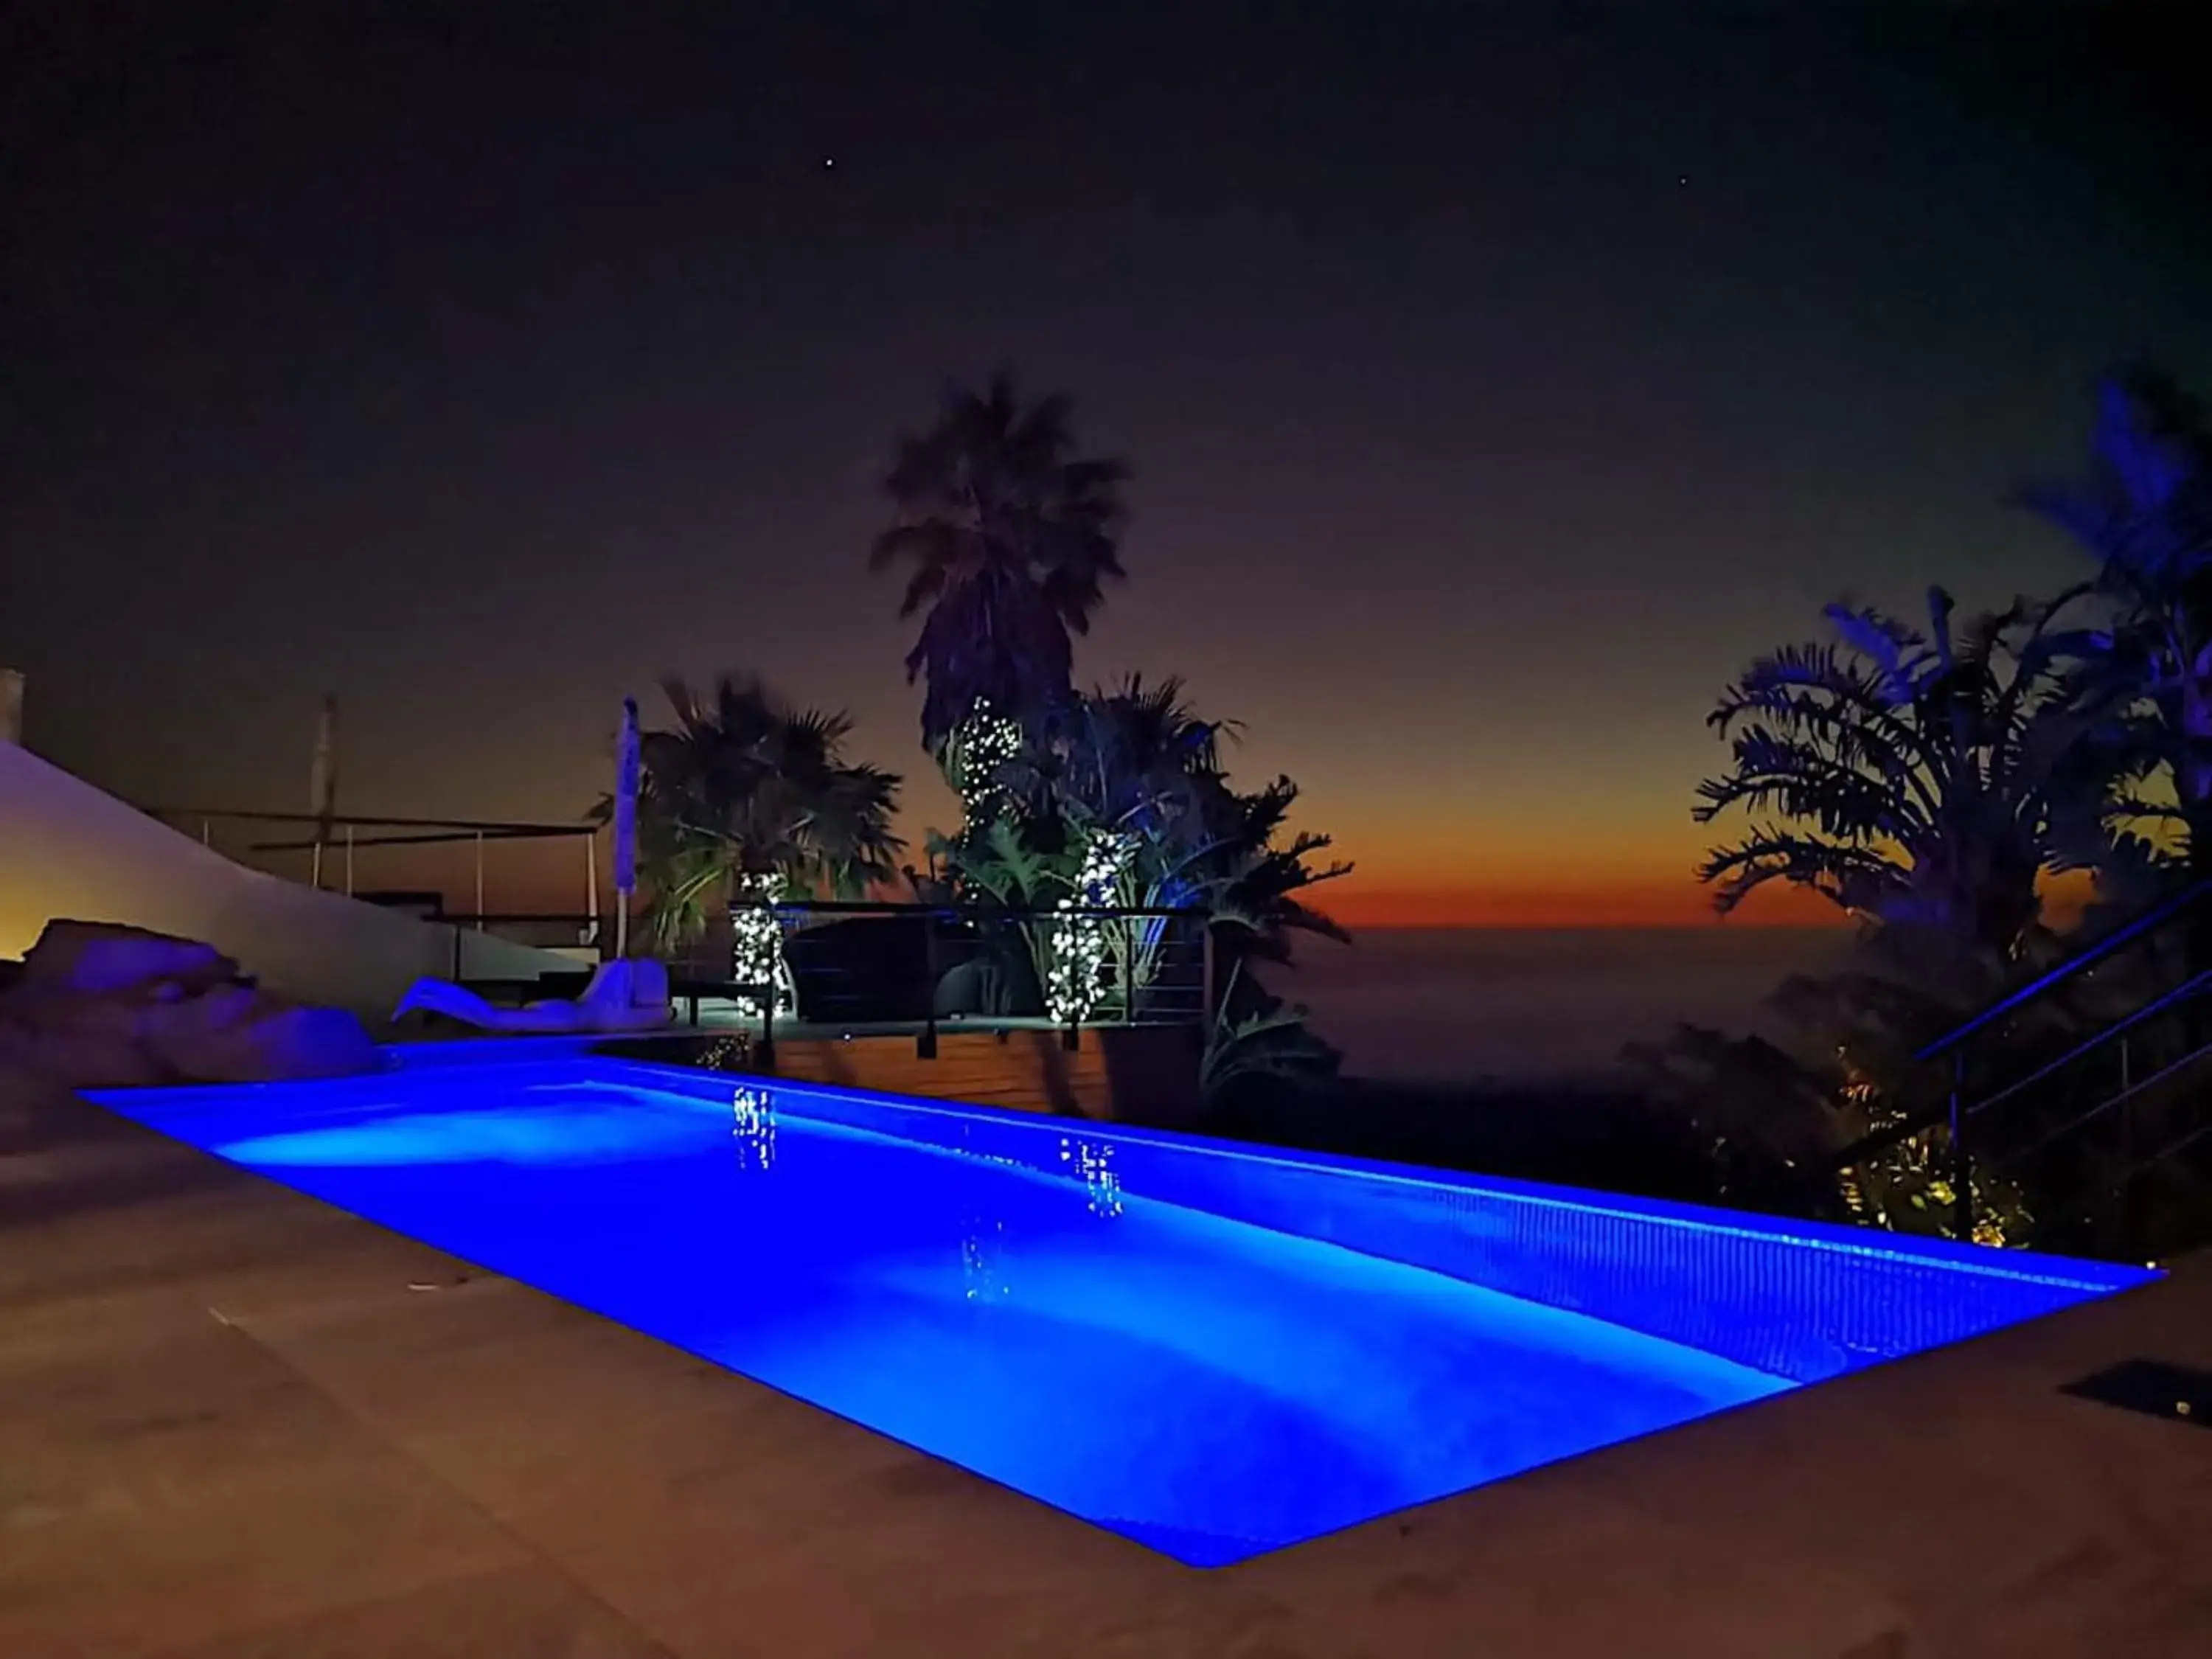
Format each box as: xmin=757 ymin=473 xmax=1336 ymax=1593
xmin=6 ymin=3 xmax=2209 ymax=921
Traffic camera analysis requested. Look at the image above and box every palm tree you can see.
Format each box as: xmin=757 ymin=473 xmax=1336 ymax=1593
xmin=1192 ymin=775 xmax=1353 ymax=966
xmin=635 ymin=674 xmax=902 ymax=951
xmin=1695 ymin=587 xmax=2098 ymax=973
xmin=869 ymin=372 xmax=1131 ymax=749
xmin=1045 ymin=675 xmax=1232 ymax=852
xmin=2019 ymin=367 xmax=2212 ymax=878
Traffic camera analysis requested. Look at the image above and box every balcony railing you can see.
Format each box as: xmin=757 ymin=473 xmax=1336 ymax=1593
xmin=1829 ymin=878 xmax=2212 ymax=1259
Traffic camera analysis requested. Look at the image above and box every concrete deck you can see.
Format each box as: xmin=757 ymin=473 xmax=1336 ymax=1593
xmin=7 ymin=1064 xmax=2212 ymax=1658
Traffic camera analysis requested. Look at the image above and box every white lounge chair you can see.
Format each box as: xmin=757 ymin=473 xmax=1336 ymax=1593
xmin=393 ymin=957 xmax=674 ymax=1034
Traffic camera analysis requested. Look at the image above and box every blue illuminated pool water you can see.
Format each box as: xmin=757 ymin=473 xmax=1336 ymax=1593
xmin=102 ymin=1047 xmax=2153 ymax=1566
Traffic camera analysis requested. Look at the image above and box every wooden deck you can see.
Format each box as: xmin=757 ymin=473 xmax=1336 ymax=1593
xmin=605 ymin=1020 xmax=1207 ymax=1124
xmin=767 ymin=1024 xmax=1203 ymax=1121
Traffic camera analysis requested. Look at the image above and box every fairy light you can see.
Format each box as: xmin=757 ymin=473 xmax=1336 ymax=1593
xmin=1045 ymin=831 xmax=1133 ymax=1024
xmin=731 ymin=872 xmax=798 ymax=1017
xmin=1837 ymin=1104 xmax=2020 ymax=1248
xmin=948 ymin=698 xmax=1023 ymax=830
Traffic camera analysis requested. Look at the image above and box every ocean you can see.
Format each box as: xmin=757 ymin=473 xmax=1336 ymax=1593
xmin=1267 ymin=927 xmax=1856 ymax=1084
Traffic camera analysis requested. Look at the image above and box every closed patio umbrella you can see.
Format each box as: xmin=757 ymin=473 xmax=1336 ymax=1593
xmin=612 ymin=695 xmax=639 ymax=959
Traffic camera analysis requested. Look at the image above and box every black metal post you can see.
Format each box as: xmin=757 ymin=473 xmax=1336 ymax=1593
xmin=2119 ymin=1034 xmax=2136 ymax=1256
xmin=1122 ymin=914 xmax=1135 ymax=1025
xmin=1950 ymin=1048 xmax=1974 ymax=1240
xmin=917 ymin=912 xmax=939 ymax=1060
xmin=1200 ymin=920 xmax=1217 ymax=1032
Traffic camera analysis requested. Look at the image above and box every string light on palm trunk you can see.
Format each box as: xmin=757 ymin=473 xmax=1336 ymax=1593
xmin=950 ymin=698 xmax=1023 ymax=830
xmin=731 ymin=872 xmax=798 ymax=1017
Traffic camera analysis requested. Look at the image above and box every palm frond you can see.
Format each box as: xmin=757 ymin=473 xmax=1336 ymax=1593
xmin=1697 ymin=830 xmax=1905 ymax=917
xmin=871 ymin=372 xmax=1130 ymax=744
xmin=1697 ymin=587 xmax=2115 ymax=958
xmin=633 ymin=672 xmax=903 ymax=927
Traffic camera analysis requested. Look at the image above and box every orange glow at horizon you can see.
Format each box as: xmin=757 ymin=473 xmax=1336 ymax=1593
xmin=1319 ymin=867 xmax=2101 ymax=931
xmin=1318 ymin=874 xmax=1844 ymax=930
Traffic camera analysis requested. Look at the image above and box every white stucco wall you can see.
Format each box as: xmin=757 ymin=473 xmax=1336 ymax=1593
xmin=0 ymin=744 xmax=571 ymax=1018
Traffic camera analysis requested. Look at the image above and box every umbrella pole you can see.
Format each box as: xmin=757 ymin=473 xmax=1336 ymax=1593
xmin=611 ymin=695 xmax=641 ymax=963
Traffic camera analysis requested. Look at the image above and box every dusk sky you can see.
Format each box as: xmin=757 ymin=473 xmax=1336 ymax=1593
xmin=7 ymin=4 xmax=2209 ymax=925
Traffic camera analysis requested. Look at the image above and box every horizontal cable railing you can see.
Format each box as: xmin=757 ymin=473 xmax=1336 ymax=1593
xmin=727 ymin=900 xmax=1217 ymax=1057
xmin=440 ymin=898 xmax=1222 ymax=1061
xmin=143 ymin=803 xmax=605 ymax=923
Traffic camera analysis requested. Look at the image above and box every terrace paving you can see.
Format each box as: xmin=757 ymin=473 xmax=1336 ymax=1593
xmin=6 ymin=1061 xmax=2212 ymax=1657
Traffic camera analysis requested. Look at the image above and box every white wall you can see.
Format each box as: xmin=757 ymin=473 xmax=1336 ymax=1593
xmin=1 ymin=744 xmax=571 ymax=1019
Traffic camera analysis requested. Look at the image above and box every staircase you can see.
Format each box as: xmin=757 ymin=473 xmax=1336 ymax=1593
xmin=1832 ymin=880 xmax=2212 ymax=1261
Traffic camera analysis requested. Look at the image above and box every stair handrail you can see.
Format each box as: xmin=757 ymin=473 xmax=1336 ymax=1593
xmin=1832 ymin=874 xmax=2212 ymax=1248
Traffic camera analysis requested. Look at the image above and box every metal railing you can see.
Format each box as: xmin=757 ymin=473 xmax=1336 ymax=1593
xmin=438 ymin=897 xmax=1220 ymax=1065
xmin=142 ymin=804 xmax=602 ymax=919
xmin=730 ymin=899 xmax=1217 ymax=1061
xmin=1832 ymin=879 xmax=2212 ymax=1257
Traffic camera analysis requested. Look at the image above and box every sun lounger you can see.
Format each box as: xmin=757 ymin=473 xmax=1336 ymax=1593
xmin=394 ymin=957 xmax=673 ymax=1034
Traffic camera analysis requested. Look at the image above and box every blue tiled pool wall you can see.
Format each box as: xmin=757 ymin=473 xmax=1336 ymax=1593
xmin=605 ymin=1061 xmax=2148 ymax=1385
xmin=1067 ymin=1147 xmax=2153 ymax=1382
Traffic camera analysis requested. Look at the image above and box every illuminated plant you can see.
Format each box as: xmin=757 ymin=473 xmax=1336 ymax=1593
xmin=1045 ymin=829 xmax=1134 ymax=1023
xmin=1054 ymin=678 xmax=1350 ymax=1012
xmin=935 ymin=676 xmax=1351 ymax=1032
xmin=1839 ymin=1123 xmax=2028 ymax=1248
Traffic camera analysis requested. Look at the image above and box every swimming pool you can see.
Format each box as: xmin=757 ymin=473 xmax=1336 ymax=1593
xmin=101 ymin=1047 xmax=2153 ymax=1566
